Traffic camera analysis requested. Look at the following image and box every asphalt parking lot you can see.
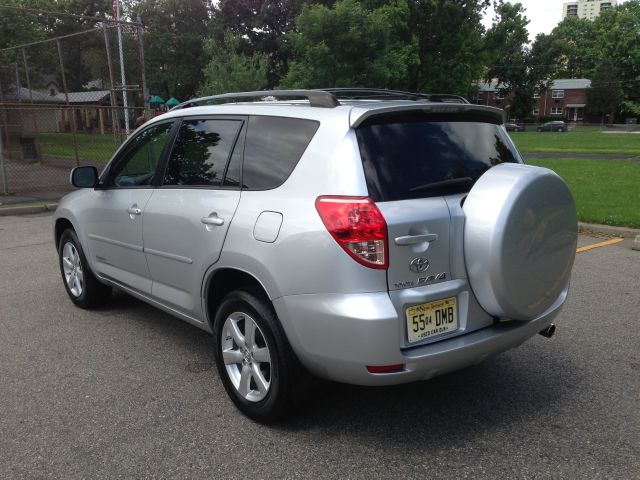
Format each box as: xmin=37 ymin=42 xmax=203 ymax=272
xmin=1 ymin=213 xmax=638 ymax=479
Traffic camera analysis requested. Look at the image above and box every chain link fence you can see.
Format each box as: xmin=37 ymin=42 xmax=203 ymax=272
xmin=0 ymin=18 xmax=151 ymax=202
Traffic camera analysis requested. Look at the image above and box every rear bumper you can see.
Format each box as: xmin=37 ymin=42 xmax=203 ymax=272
xmin=273 ymin=287 xmax=567 ymax=386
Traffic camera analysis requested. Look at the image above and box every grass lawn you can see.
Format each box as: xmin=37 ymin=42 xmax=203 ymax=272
xmin=526 ymin=158 xmax=640 ymax=229
xmin=9 ymin=133 xmax=121 ymax=164
xmin=511 ymin=130 xmax=640 ymax=155
xmin=36 ymin=133 xmax=120 ymax=163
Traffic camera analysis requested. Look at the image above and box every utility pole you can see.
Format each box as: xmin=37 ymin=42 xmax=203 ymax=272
xmin=136 ymin=15 xmax=149 ymax=120
xmin=115 ymin=0 xmax=130 ymax=134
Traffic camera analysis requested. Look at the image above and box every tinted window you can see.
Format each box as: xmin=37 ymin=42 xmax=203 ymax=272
xmin=356 ymin=116 xmax=520 ymax=202
xmin=242 ymin=116 xmax=319 ymax=190
xmin=164 ymin=119 xmax=242 ymax=187
xmin=111 ymin=123 xmax=172 ymax=187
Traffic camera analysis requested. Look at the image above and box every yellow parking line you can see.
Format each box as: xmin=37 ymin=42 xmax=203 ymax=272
xmin=576 ymin=237 xmax=624 ymax=253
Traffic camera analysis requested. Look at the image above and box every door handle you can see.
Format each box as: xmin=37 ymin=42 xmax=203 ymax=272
xmin=127 ymin=205 xmax=142 ymax=216
xmin=201 ymin=214 xmax=224 ymax=227
xmin=394 ymin=233 xmax=438 ymax=246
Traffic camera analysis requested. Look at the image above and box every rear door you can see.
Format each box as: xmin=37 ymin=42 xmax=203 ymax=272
xmin=354 ymin=112 xmax=521 ymax=291
xmin=142 ymin=116 xmax=245 ymax=317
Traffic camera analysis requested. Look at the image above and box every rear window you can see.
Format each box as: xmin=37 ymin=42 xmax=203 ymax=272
xmin=242 ymin=116 xmax=319 ymax=190
xmin=356 ymin=114 xmax=521 ymax=202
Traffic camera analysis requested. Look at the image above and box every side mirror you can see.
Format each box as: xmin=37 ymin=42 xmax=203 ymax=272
xmin=70 ymin=166 xmax=98 ymax=188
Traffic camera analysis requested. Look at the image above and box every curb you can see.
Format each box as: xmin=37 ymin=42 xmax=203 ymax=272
xmin=0 ymin=203 xmax=58 ymax=217
xmin=578 ymin=222 xmax=640 ymax=239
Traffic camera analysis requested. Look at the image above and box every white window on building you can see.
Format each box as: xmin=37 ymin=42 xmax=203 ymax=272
xmin=476 ymin=91 xmax=484 ymax=102
xmin=533 ymin=91 xmax=540 ymax=99
xmin=552 ymin=90 xmax=565 ymax=99
xmin=551 ymin=107 xmax=563 ymax=115
xmin=532 ymin=108 xmax=540 ymax=116
xmin=495 ymin=91 xmax=504 ymax=100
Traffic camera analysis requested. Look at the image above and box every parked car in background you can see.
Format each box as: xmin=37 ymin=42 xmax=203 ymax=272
xmin=53 ymin=88 xmax=577 ymax=422
xmin=537 ymin=121 xmax=567 ymax=132
xmin=505 ymin=122 xmax=525 ymax=132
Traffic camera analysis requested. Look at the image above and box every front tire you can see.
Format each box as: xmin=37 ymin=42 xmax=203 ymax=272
xmin=58 ymin=229 xmax=111 ymax=308
xmin=213 ymin=289 xmax=299 ymax=423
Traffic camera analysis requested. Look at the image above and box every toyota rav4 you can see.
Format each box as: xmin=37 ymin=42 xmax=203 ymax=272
xmin=54 ymin=89 xmax=577 ymax=422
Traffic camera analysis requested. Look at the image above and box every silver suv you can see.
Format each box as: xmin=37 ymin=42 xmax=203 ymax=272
xmin=54 ymin=89 xmax=577 ymax=422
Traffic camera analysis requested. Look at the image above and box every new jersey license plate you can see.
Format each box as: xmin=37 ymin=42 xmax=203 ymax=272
xmin=406 ymin=297 xmax=458 ymax=344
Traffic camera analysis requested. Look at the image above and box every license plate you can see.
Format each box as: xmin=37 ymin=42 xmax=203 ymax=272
xmin=406 ymin=297 xmax=458 ymax=344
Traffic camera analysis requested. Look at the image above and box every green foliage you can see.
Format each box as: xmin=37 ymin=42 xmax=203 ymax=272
xmin=587 ymin=63 xmax=624 ymax=120
xmin=212 ymin=0 xmax=329 ymax=88
xmin=621 ymin=100 xmax=640 ymax=117
xmin=132 ymin=0 xmax=211 ymax=100
xmin=540 ymin=0 xmax=640 ymax=114
xmin=405 ymin=0 xmax=490 ymax=94
xmin=484 ymin=1 xmax=555 ymax=120
xmin=282 ymin=0 xmax=418 ymax=89
xmin=199 ymin=35 xmax=268 ymax=95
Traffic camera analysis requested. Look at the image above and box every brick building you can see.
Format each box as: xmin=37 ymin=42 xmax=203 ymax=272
xmin=471 ymin=79 xmax=598 ymax=123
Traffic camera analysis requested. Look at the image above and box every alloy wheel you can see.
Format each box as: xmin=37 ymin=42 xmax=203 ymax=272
xmin=221 ymin=312 xmax=272 ymax=402
xmin=62 ymin=242 xmax=84 ymax=297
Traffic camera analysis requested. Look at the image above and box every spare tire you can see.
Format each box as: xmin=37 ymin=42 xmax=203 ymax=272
xmin=463 ymin=164 xmax=577 ymax=321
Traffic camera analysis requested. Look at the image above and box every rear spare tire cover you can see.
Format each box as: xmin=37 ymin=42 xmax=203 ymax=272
xmin=463 ymin=164 xmax=577 ymax=320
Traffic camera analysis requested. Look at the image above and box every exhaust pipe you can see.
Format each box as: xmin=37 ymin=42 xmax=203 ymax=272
xmin=539 ymin=324 xmax=556 ymax=338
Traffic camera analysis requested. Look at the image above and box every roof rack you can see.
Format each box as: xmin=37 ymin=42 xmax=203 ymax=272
xmin=172 ymin=88 xmax=470 ymax=110
xmin=425 ymin=93 xmax=470 ymax=104
xmin=172 ymin=89 xmax=340 ymax=110
xmin=316 ymin=88 xmax=469 ymax=104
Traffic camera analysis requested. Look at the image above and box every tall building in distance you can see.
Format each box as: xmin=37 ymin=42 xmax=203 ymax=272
xmin=562 ymin=0 xmax=617 ymax=20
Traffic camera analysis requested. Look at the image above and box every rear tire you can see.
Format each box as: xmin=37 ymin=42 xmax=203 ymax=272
xmin=213 ymin=289 xmax=300 ymax=423
xmin=58 ymin=229 xmax=111 ymax=308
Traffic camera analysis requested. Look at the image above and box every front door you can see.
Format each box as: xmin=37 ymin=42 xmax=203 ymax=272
xmin=142 ymin=116 xmax=245 ymax=317
xmin=84 ymin=121 xmax=173 ymax=293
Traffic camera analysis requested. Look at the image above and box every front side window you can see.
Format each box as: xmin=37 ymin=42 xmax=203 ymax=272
xmin=163 ymin=119 xmax=242 ymax=187
xmin=110 ymin=122 xmax=172 ymax=187
xmin=552 ymin=90 xmax=565 ymax=99
xmin=551 ymin=107 xmax=563 ymax=115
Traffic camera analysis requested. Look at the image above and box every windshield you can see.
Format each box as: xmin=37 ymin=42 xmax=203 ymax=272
xmin=356 ymin=115 xmax=522 ymax=202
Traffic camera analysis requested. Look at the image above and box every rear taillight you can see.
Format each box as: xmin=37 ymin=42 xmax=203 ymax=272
xmin=315 ymin=196 xmax=388 ymax=269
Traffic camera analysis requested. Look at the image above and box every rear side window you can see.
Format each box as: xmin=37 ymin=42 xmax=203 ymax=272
xmin=242 ymin=116 xmax=319 ymax=190
xmin=356 ymin=115 xmax=521 ymax=202
xmin=163 ymin=119 xmax=242 ymax=187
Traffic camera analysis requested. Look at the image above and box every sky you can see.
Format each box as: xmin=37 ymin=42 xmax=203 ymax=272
xmin=482 ymin=0 xmax=629 ymax=40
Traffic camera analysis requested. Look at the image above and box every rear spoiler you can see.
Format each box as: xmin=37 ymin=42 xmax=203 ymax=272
xmin=349 ymin=103 xmax=506 ymax=128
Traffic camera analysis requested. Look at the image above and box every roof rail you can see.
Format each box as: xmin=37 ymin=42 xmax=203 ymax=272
xmin=172 ymin=88 xmax=470 ymax=111
xmin=172 ymin=89 xmax=340 ymax=110
xmin=317 ymin=88 xmax=427 ymax=101
xmin=317 ymin=88 xmax=469 ymax=104
xmin=425 ymin=94 xmax=470 ymax=104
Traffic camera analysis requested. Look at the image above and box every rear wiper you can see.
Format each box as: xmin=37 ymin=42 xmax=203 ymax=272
xmin=409 ymin=177 xmax=474 ymax=194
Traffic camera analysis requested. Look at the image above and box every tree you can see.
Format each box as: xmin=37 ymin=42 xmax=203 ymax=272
xmin=484 ymin=1 xmax=556 ymax=120
xmin=198 ymin=34 xmax=268 ymax=95
xmin=212 ymin=0 xmax=332 ymax=88
xmin=282 ymin=0 xmax=418 ymax=89
xmin=132 ymin=0 xmax=212 ymax=100
xmin=540 ymin=0 xmax=640 ymax=117
xmin=587 ymin=63 xmax=624 ymax=123
xmin=406 ymin=0 xmax=491 ymax=95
